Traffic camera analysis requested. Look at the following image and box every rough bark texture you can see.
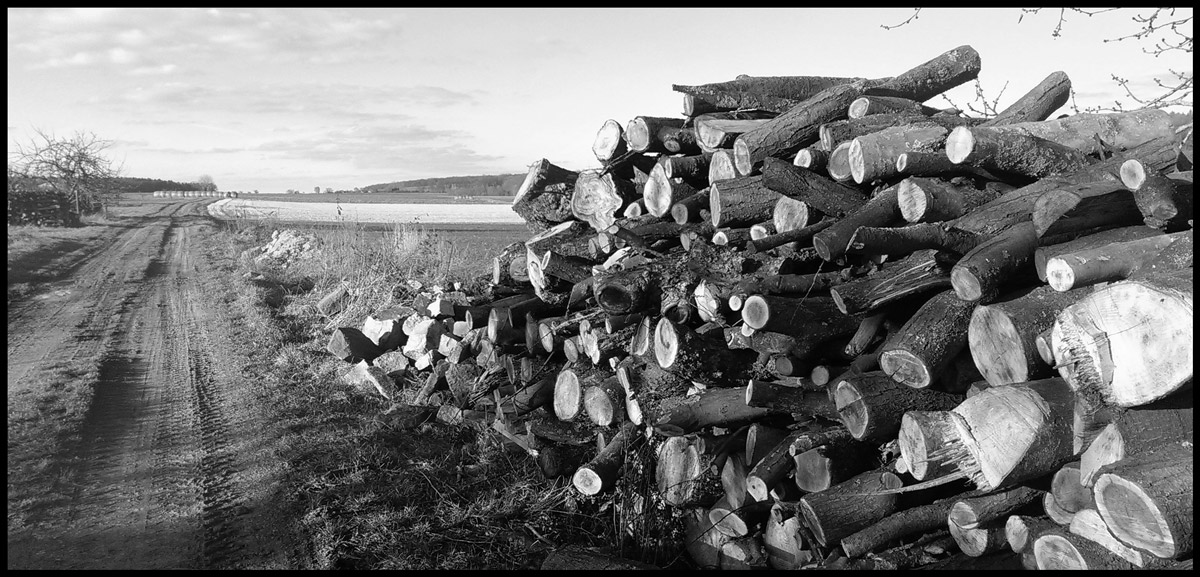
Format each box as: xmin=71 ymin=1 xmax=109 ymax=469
xmin=512 ymin=158 xmax=581 ymax=232
xmin=709 ymin=175 xmax=784 ymax=228
xmin=761 ymin=156 xmax=869 ymax=218
xmin=981 ymin=70 xmax=1072 ymax=126
xmin=813 ymin=184 xmax=902 ymax=262
xmin=832 ymin=370 xmax=963 ymax=444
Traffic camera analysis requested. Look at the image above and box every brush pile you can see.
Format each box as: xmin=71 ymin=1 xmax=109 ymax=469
xmin=324 ymin=44 xmax=1193 ymax=570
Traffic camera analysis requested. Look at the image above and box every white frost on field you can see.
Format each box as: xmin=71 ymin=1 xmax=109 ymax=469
xmin=208 ymin=198 xmax=524 ymax=224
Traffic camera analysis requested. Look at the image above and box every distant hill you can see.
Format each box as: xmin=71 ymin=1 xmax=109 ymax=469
xmin=362 ymin=173 xmax=526 ymax=196
xmin=110 ymin=176 xmax=206 ymax=193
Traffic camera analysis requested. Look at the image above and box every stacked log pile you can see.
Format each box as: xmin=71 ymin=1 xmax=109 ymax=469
xmin=327 ymin=44 xmax=1193 ymax=570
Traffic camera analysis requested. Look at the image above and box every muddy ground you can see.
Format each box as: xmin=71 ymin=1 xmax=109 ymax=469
xmin=7 ymin=200 xmax=305 ymax=569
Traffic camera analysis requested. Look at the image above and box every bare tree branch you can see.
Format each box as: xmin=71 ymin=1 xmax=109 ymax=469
xmin=880 ymin=8 xmax=922 ymax=30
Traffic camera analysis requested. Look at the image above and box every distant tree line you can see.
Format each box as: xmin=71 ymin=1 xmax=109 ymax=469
xmin=361 ymin=173 xmax=526 ymax=196
xmin=109 ymin=176 xmax=211 ymax=194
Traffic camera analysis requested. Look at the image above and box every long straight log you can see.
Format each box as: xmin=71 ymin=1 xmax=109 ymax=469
xmin=840 ymin=490 xmax=985 ymax=559
xmin=813 ymin=184 xmax=902 ymax=262
xmin=653 ymin=385 xmax=786 ymax=437
xmin=1050 ymin=268 xmax=1193 ymax=407
xmin=1093 ymin=443 xmax=1194 ymax=560
xmin=1034 ymin=225 xmax=1165 ymax=281
xmin=878 ymin=289 xmax=977 ymax=389
xmin=961 ymin=108 xmax=1174 ymax=156
xmin=832 ymin=371 xmax=963 ymax=444
xmin=949 ymin=220 xmax=1039 ymax=302
xmin=981 ymin=70 xmax=1072 ymax=126
xmin=746 ymin=218 xmax=836 ymax=255
xmin=945 ymin=125 xmax=1095 ymax=180
xmin=863 ymin=44 xmax=982 ymax=102
xmin=681 ymin=91 xmax=803 ymax=117
xmin=830 ymin=249 xmax=955 ymax=315
xmin=848 ymin=123 xmax=950 ymax=184
xmin=761 ymin=157 xmax=870 ymax=218
xmin=673 ymin=74 xmax=866 ymax=100
xmin=949 ymin=485 xmax=1044 ymax=531
xmin=897 ymin=176 xmax=1010 ymax=224
xmin=1044 ymin=230 xmax=1188 ymax=292
xmin=695 ymin=116 xmax=773 ymax=152
xmin=733 ymin=82 xmax=867 ymax=175
xmin=659 ymin=151 xmax=713 ymax=189
xmin=819 ymin=112 xmax=925 ymax=151
xmin=741 ymin=294 xmax=860 ymax=357
xmin=573 ymin=421 xmax=638 ymax=496
xmin=966 ymin=284 xmax=1090 ymax=387
xmin=798 ymin=469 xmax=904 ymax=548
xmin=745 ymin=379 xmax=838 ymax=420
xmin=849 ymin=95 xmax=943 ymax=119
xmin=709 ymin=175 xmax=783 ymax=228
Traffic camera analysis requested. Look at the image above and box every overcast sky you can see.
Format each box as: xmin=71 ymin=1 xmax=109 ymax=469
xmin=7 ymin=7 xmax=1193 ymax=193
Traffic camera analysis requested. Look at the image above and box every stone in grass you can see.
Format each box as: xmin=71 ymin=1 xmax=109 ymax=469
xmin=317 ymin=282 xmax=351 ymax=318
xmin=342 ymin=360 xmax=395 ymax=400
xmin=372 ymin=349 xmax=411 ymax=377
xmin=327 ymin=327 xmax=383 ymax=364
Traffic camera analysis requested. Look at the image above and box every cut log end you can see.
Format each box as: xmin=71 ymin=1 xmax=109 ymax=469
xmin=554 ymin=370 xmax=582 ymax=421
xmin=832 ymin=380 xmax=868 ymax=439
xmin=879 ymin=349 xmax=933 ymax=389
xmin=945 ymin=126 xmax=974 ymax=164
xmin=967 ymin=305 xmax=1033 ymax=386
xmin=949 ymin=265 xmax=985 ymax=302
xmin=572 ymin=468 xmax=604 ymax=496
xmin=740 ymin=295 xmax=770 ymax=330
xmin=593 ymin=119 xmax=626 ymax=162
xmin=1093 ymin=472 xmax=1176 ymax=559
xmin=654 ymin=317 xmax=680 ymax=369
xmin=1118 ymin=159 xmax=1147 ymax=191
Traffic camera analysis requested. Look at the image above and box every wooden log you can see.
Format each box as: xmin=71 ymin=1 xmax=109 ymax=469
xmin=1034 ymin=225 xmax=1165 ymax=281
xmin=719 ymin=451 xmax=752 ymax=511
xmin=899 ymin=377 xmax=1075 ymax=492
xmin=741 ymin=294 xmax=860 ymax=358
xmin=746 ymin=218 xmax=835 ymax=255
xmin=1050 ymin=461 xmax=1095 ymax=515
xmin=770 ymin=197 xmax=810 ymax=235
xmin=552 ymin=366 xmax=593 ymax=422
xmin=652 ymin=384 xmax=785 ymax=437
xmin=878 ymin=289 xmax=976 ymax=389
xmin=525 ymin=219 xmax=595 ymax=261
xmin=1033 ymin=528 xmax=1139 ymax=570
xmin=748 ymin=221 xmax=775 ymax=241
xmin=798 ymin=469 xmax=904 ymax=548
xmin=761 ymin=156 xmax=870 ymax=219
xmin=832 ymin=371 xmax=963 ymax=444
xmin=812 ymin=184 xmax=901 ymax=262
xmin=720 ymin=533 xmax=770 ymax=570
xmin=668 ymin=190 xmax=709 ymax=225
xmin=1070 ymin=507 xmax=1158 ymax=568
xmin=1031 ymin=180 xmax=1142 ymax=239
xmin=736 ymin=269 xmax=849 ymax=298
xmin=708 ymin=175 xmax=783 ymax=228
xmin=583 ymin=375 xmax=626 ymax=428
xmin=540 ymin=545 xmax=660 ymax=570
xmin=949 ymin=520 xmax=1011 ymax=558
xmin=657 ymin=435 xmax=722 ymax=508
xmin=674 ymin=74 xmax=865 ymax=101
xmin=493 ymin=241 xmax=530 ymax=286
xmin=659 ymin=151 xmax=713 ymax=189
xmin=1050 ymin=269 xmax=1193 ymax=407
xmin=710 ymin=496 xmax=773 ymax=539
xmin=745 ymin=379 xmax=838 ymax=421
xmin=681 ymin=90 xmax=803 ymax=117
xmin=573 ymin=421 xmax=638 ymax=496
xmin=1131 ymin=228 xmax=1192 ymax=278
xmin=571 ymin=169 xmax=639 ymax=232
xmin=512 ymin=158 xmax=580 ymax=232
xmin=695 ymin=116 xmax=773 ymax=152
xmin=894 ymin=149 xmax=1002 ymax=180
xmin=964 ymin=108 xmax=1175 ymax=157
xmin=625 ymin=115 xmax=697 ymax=155
xmin=1078 ymin=399 xmax=1193 ymax=487
xmin=708 ymin=148 xmax=740 ymax=182
xmin=592 ymin=118 xmax=627 ymax=163
xmin=733 ymin=81 xmax=866 ymax=176
xmin=682 ymin=506 xmax=729 ymax=568
xmin=945 ymin=125 xmax=1094 ymax=180
xmin=949 ymin=221 xmax=1039 ymax=303
xmin=743 ymin=423 xmax=790 ymax=468
xmin=642 ymin=162 xmax=699 ymax=218
xmin=948 ymin=485 xmax=1044 ymax=530
xmin=966 ymin=285 xmax=1089 ymax=387
xmin=825 ymin=140 xmax=855 ymax=183
xmin=1044 ymin=230 xmax=1188 ymax=292
xmin=849 ymin=95 xmax=942 ymax=119
xmin=792 ymin=434 xmax=878 ymax=493
xmin=829 ymin=249 xmax=954 ymax=315
xmin=654 ymin=317 xmax=757 ymax=387
xmin=1121 ymin=161 xmax=1193 ymax=229
xmin=820 ymin=112 xmax=925 ymax=152
xmin=1093 ymin=443 xmax=1193 ymax=560
xmin=793 ymin=144 xmax=828 ymax=172
xmin=711 ymin=226 xmax=752 ymax=249
xmin=763 ymin=502 xmax=811 ymax=569
xmin=848 ymin=123 xmax=950 ymax=184
xmin=896 ymin=176 xmax=1009 ymax=224
xmin=981 ymin=70 xmax=1072 ymax=126
xmin=745 ymin=429 xmax=805 ymax=502
xmin=1005 ymin=514 xmax=1059 ymax=554
xmin=863 ymin=44 xmax=981 ymax=102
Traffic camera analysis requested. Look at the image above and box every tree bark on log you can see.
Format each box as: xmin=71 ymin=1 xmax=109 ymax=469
xmin=656 ymin=434 xmax=722 ymax=508
xmin=1093 ymin=443 xmax=1194 ymax=560
xmin=863 ymin=44 xmax=982 ymax=102
xmin=654 ymin=317 xmax=758 ymax=387
xmin=878 ymin=289 xmax=976 ymax=389
xmin=798 ymin=469 xmax=904 ymax=548
xmin=642 ymin=162 xmax=699 ymax=218
xmin=745 ymin=218 xmax=836 ymax=255
xmin=964 ymin=108 xmax=1174 ymax=157
xmin=592 ymin=119 xmax=628 ymax=163
xmin=1069 ymin=507 xmax=1161 ymax=568
xmin=1051 ymin=268 xmax=1193 ymax=407
xmin=659 ymin=152 xmax=713 ymax=189
xmin=849 ymin=95 xmax=943 ymax=119
xmin=695 ymin=116 xmax=773 ymax=152
xmin=895 ymin=150 xmax=1003 ymax=180
xmin=573 ymin=421 xmax=638 ymax=496
xmin=512 ymin=159 xmax=581 ymax=232
xmin=840 ymin=490 xmax=979 ymax=559
xmin=793 ymin=144 xmax=828 ymax=172
xmin=745 ymin=379 xmax=838 ymax=420
xmin=1033 ymin=528 xmax=1139 ymax=570
xmin=897 ymin=176 xmax=1009 ymax=224
xmin=764 ymin=502 xmax=812 ymax=569
xmin=625 ymin=116 xmax=698 ymax=155
xmin=740 ymin=294 xmax=860 ymax=358
xmin=1032 ymin=181 xmax=1143 ymax=240
xmin=966 ymin=284 xmax=1089 ymax=387
xmin=948 ymin=485 xmax=1044 ymax=531
xmin=792 ymin=435 xmax=878 ymax=492
xmin=948 ymin=520 xmax=1011 ymax=558
xmin=745 ymin=428 xmax=806 ymax=502
xmin=813 ymin=184 xmax=901 ymax=262
xmin=525 ymin=219 xmax=596 ymax=262
xmin=1005 ymin=514 xmax=1059 ymax=554
xmin=708 ymin=148 xmax=741 ymax=182
xmin=949 ymin=221 xmax=1039 ymax=303
xmin=583 ymin=375 xmax=627 ymax=427
xmin=1034 ymin=224 xmax=1165 ymax=281
xmin=709 ymin=175 xmax=783 ymax=228
xmin=761 ymin=156 xmax=870 ymax=218
xmin=733 ymin=82 xmax=867 ymax=175
xmin=674 ymin=74 xmax=865 ymax=100
xmin=1078 ymin=399 xmax=1193 ymax=488
xmin=832 ymin=370 xmax=963 ymax=444
xmin=1121 ymin=161 xmax=1193 ymax=229
xmin=830 ymin=249 xmax=955 ymax=315
xmin=981 ymin=70 xmax=1072 ymax=126
xmin=682 ymin=91 xmax=803 ymax=117
xmin=945 ymin=125 xmax=1094 ymax=180
xmin=848 ymin=123 xmax=950 ymax=184
xmin=669 ymin=190 xmax=709 ymax=225
xmin=653 ymin=384 xmax=786 ymax=437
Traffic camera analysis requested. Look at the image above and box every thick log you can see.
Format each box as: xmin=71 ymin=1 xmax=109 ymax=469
xmin=949 ymin=485 xmax=1044 ymax=531
xmin=820 ymin=112 xmax=926 ymax=152
xmin=552 ymin=366 xmax=594 ymax=422
xmin=761 ymin=156 xmax=870 ymax=218
xmin=745 ymin=379 xmax=837 ymax=420
xmin=573 ymin=421 xmax=638 ymax=496
xmin=710 ymin=496 xmax=773 ymax=539
xmin=525 ymin=219 xmax=595 ymax=262
xmin=1132 ymin=228 xmax=1193 ymax=279
xmin=763 ymin=502 xmax=811 ymax=569
xmin=949 ymin=220 xmax=1039 ymax=303
xmin=812 ymin=184 xmax=901 ymax=262
xmin=708 ymin=175 xmax=783 ymax=228
xmin=654 ymin=317 xmax=757 ymax=387
xmin=512 ymin=159 xmax=580 ymax=232
xmin=571 ymin=169 xmax=640 ymax=232
xmin=830 ymin=249 xmax=955 ymax=315
xmin=682 ymin=507 xmax=729 ymax=569
xmin=1031 ymin=180 xmax=1142 ymax=239
xmin=1033 ymin=528 xmax=1139 ymax=570
xmin=848 ymin=123 xmax=950 ymax=184
xmin=832 ymin=371 xmax=963 ymax=444
xmin=1121 ymin=162 xmax=1193 ymax=229
xmin=1034 ymin=225 xmax=1165 ymax=281
xmin=899 ymin=377 xmax=1075 ymax=492
xmin=583 ymin=375 xmax=626 ymax=427
xmin=981 ymin=70 xmax=1072 ymax=126
xmin=1079 ymin=400 xmax=1193 ymax=488
xmin=735 ymin=269 xmax=849 ymax=298
xmin=625 ymin=116 xmax=698 ymax=155
xmin=798 ymin=469 xmax=904 ymax=548
xmin=641 ymin=162 xmax=699 ymax=219
xmin=657 ymin=434 xmax=722 ymax=508
xmin=963 ymin=108 xmax=1174 ymax=156
xmin=493 ymin=241 xmax=530 ymax=286
xmin=849 ymin=95 xmax=943 ymax=119
xmin=745 ymin=429 xmax=806 ymax=502
xmin=708 ymin=148 xmax=740 ymax=182
xmin=1005 ymin=514 xmax=1059 ymax=554
xmin=945 ymin=125 xmax=1094 ymax=180
xmin=878 ymin=289 xmax=976 ymax=389
xmin=592 ymin=119 xmax=628 ymax=163
xmin=894 ymin=149 xmax=1003 ymax=180
xmin=825 ymin=140 xmax=855 ymax=183
xmin=793 ymin=144 xmax=828 ymax=171
xmin=741 ymin=294 xmax=860 ymax=358
xmin=719 ymin=451 xmax=752 ymax=511
xmin=674 ymin=74 xmax=865 ymax=101
xmin=1093 ymin=444 xmax=1194 ymax=560
xmin=682 ymin=90 xmax=803 ymax=117
xmin=743 ymin=423 xmax=791 ymax=468
xmin=669 ymin=190 xmax=709 ymax=225
xmin=746 ymin=218 xmax=835 ymax=255
xmin=540 ymin=545 xmax=659 ymax=570
xmin=659 ymin=152 xmax=713 ymax=189
xmin=1044 ymin=230 xmax=1187 ymax=292
xmin=896 ymin=176 xmax=1009 ymax=224
xmin=695 ymin=116 xmax=773 ymax=152
xmin=1051 ymin=269 xmax=1193 ymax=407
xmin=792 ymin=435 xmax=878 ymax=493
xmin=863 ymin=44 xmax=982 ymax=102
xmin=770 ymin=197 xmax=810 ymax=235
xmin=733 ymin=82 xmax=866 ymax=175
xmin=1070 ymin=507 xmax=1160 ymax=568
xmin=948 ymin=520 xmax=1011 ymax=558
xmin=966 ymin=285 xmax=1089 ymax=387
xmin=1050 ymin=461 xmax=1095 ymax=515
xmin=653 ymin=384 xmax=786 ymax=437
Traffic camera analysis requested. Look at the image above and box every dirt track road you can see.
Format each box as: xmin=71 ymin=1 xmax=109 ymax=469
xmin=7 ymin=201 xmax=302 ymax=569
